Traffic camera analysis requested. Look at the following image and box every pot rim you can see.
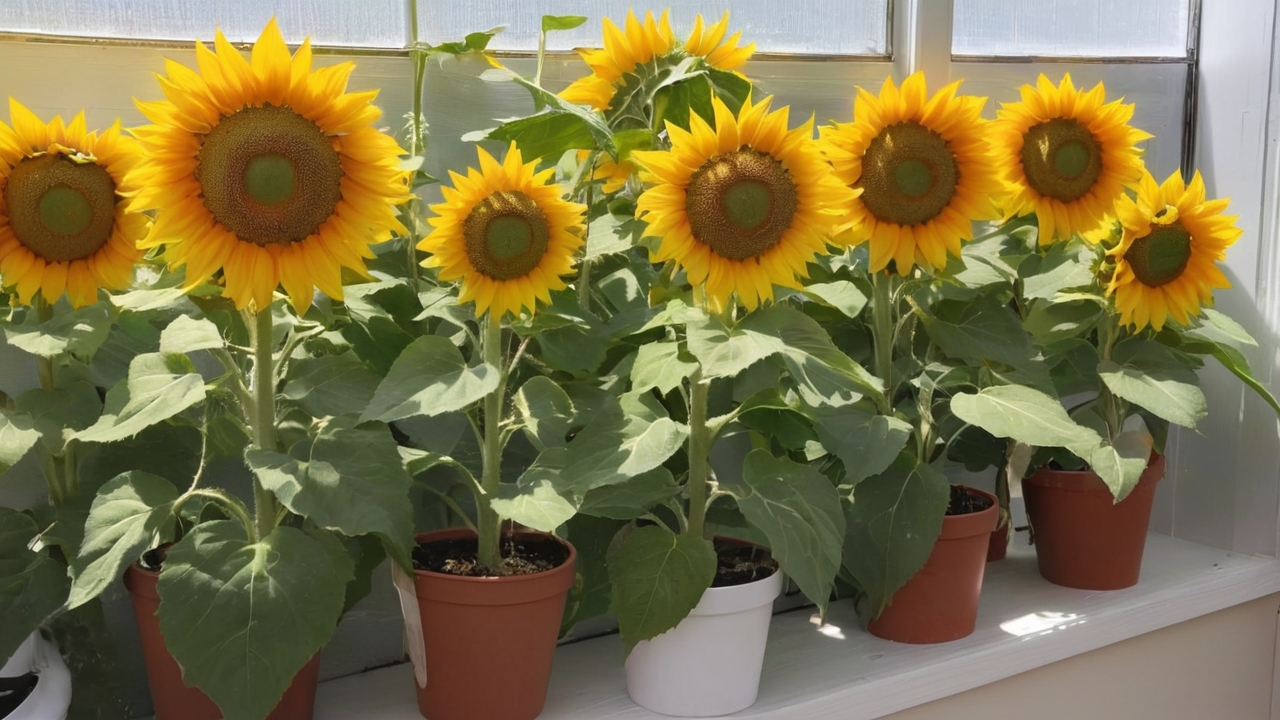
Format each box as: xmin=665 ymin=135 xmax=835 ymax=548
xmin=411 ymin=527 xmax=577 ymax=585
xmin=938 ymin=485 xmax=1000 ymax=541
xmin=1024 ymin=452 xmax=1165 ymax=495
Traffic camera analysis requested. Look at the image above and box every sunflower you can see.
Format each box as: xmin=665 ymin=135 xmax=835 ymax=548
xmin=129 ymin=18 xmax=409 ymax=312
xmin=1107 ymin=169 xmax=1240 ymax=331
xmin=992 ymin=73 xmax=1151 ymax=245
xmin=0 ymin=100 xmax=145 ymax=309
xmin=820 ymin=72 xmax=1002 ymax=275
xmin=632 ymin=95 xmax=854 ymax=311
xmin=421 ymin=143 xmax=586 ymax=318
xmin=560 ymin=10 xmax=754 ymax=112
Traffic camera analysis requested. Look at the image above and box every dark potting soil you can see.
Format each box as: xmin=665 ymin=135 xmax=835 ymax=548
xmin=413 ymin=535 xmax=569 ymax=578
xmin=946 ymin=485 xmax=994 ymax=516
xmin=711 ymin=540 xmax=778 ymax=588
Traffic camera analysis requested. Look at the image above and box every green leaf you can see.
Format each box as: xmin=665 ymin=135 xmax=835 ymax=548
xmin=730 ymin=450 xmax=845 ymax=613
xmin=68 ymin=472 xmax=179 ymax=609
xmin=361 ymin=336 xmax=499 ymax=423
xmin=17 ymin=380 xmax=103 ymax=453
xmin=0 ymin=410 xmax=40 ymax=474
xmin=950 ymin=385 xmax=1102 ymax=459
xmin=631 ymin=341 xmax=697 ymax=395
xmin=1024 ymin=299 xmax=1104 ymax=345
xmin=1019 ymin=242 xmax=1097 ymax=300
xmin=246 ymin=418 xmax=414 ymax=570
xmin=803 ymin=281 xmax=868 ymax=318
xmin=1087 ymin=442 xmax=1149 ymax=501
xmin=842 ymin=458 xmax=950 ymax=620
xmin=0 ymin=508 xmax=70 ymax=663
xmin=686 ymin=313 xmax=787 ymax=379
xmin=608 ymin=526 xmax=716 ymax=653
xmin=159 ymin=315 xmax=223 ymax=354
xmin=513 ymin=376 xmax=576 ymax=451
xmin=553 ymin=399 xmax=688 ymax=494
xmin=5 ymin=304 xmax=109 ymax=359
xmin=476 ymin=67 xmax=615 ymax=157
xmin=1205 ymin=341 xmax=1280 ymax=416
xmin=586 ymin=213 xmax=644 ymax=259
xmin=281 ymin=353 xmax=381 ymax=418
xmin=804 ymin=402 xmax=911 ymax=486
xmin=916 ymin=297 xmax=1039 ymax=371
xmin=542 ymin=14 xmax=588 ymax=31
xmin=744 ymin=305 xmax=882 ymax=405
xmin=561 ymin=515 xmax=627 ymax=635
xmin=579 ymin=467 xmax=679 ymax=519
xmin=1186 ymin=308 xmax=1258 ymax=349
xmin=75 ymin=353 xmax=207 ymax=443
xmin=158 ymin=523 xmax=353 ymax=720
xmin=1099 ymin=339 xmax=1206 ymax=428
xmin=491 ymin=476 xmax=578 ymax=532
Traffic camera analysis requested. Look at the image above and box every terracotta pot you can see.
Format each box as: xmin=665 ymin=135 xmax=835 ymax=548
xmin=869 ymin=486 xmax=999 ymax=644
xmin=1023 ymin=453 xmax=1165 ymax=590
xmin=125 ymin=564 xmax=321 ymax=720
xmin=987 ymin=518 xmax=1010 ymax=562
xmin=412 ymin=528 xmax=576 ymax=720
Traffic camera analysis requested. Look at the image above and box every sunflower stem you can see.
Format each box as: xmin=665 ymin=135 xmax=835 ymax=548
xmin=32 ymin=298 xmax=76 ymax=506
xmin=871 ymin=271 xmax=896 ymax=396
xmin=476 ymin=315 xmax=505 ymax=569
xmin=685 ymin=369 xmax=711 ymax=540
xmin=250 ymin=307 xmax=280 ymax=542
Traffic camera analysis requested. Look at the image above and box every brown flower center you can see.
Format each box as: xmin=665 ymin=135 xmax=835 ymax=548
xmin=1020 ymin=118 xmax=1103 ymax=203
xmin=463 ymin=191 xmax=550 ymax=281
xmin=195 ymin=105 xmax=343 ymax=247
xmin=684 ymin=149 xmax=797 ymax=261
xmin=4 ymin=154 xmax=117 ymax=263
xmin=1124 ymin=220 xmax=1192 ymax=287
xmin=859 ymin=121 xmax=958 ymax=227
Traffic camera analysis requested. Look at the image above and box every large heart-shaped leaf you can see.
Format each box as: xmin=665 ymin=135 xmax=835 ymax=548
xmin=157 ymin=523 xmax=353 ymax=720
xmin=551 ymin=398 xmax=687 ymax=494
xmin=0 ymin=410 xmax=40 ymax=475
xmin=159 ymin=315 xmax=223 ymax=354
xmin=75 ymin=353 xmax=206 ymax=443
xmin=686 ymin=313 xmax=786 ymax=380
xmin=246 ymin=417 xmax=414 ymax=570
xmin=729 ymin=450 xmax=845 ymax=614
xmin=1099 ymin=339 xmax=1207 ymax=429
xmin=513 ymin=376 xmax=576 ymax=451
xmin=579 ymin=468 xmax=679 ymax=519
xmin=744 ymin=305 xmax=883 ymax=405
xmin=361 ymin=336 xmax=499 ymax=423
xmin=491 ymin=476 xmax=578 ymax=533
xmin=281 ymin=353 xmax=381 ymax=418
xmin=4 ymin=303 xmax=109 ymax=359
xmin=804 ymin=402 xmax=911 ymax=486
xmin=608 ymin=526 xmax=716 ymax=654
xmin=0 ymin=508 xmax=69 ymax=664
xmin=631 ymin=341 xmax=697 ymax=395
xmin=68 ymin=472 xmax=179 ymax=609
xmin=950 ymin=385 xmax=1102 ymax=459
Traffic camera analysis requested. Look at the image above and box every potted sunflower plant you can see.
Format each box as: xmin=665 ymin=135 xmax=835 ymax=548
xmin=0 ymin=99 xmax=150 ymax=720
xmin=950 ymin=74 xmax=1280 ymax=591
xmin=63 ymin=20 xmax=415 ymax=720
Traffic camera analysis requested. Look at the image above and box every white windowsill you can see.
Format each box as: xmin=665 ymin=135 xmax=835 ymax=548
xmin=315 ymin=530 xmax=1280 ymax=719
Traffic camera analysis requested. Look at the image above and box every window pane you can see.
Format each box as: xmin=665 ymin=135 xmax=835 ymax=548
xmin=953 ymin=0 xmax=1191 ymax=58
xmin=419 ymin=1 xmax=889 ymax=56
xmin=0 ymin=0 xmax=407 ymax=48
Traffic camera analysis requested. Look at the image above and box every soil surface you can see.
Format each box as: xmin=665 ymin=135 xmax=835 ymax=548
xmin=413 ymin=535 xmax=569 ymax=577
xmin=711 ymin=539 xmax=778 ymax=588
xmin=946 ymin=485 xmax=994 ymax=516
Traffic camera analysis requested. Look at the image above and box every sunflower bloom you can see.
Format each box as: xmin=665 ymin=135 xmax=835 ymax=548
xmin=129 ymin=18 xmax=410 ymax=312
xmin=633 ymin=95 xmax=855 ymax=311
xmin=1107 ymin=169 xmax=1240 ymax=331
xmin=0 ymin=99 xmax=145 ymax=308
xmin=992 ymin=73 xmax=1152 ymax=244
xmin=421 ymin=144 xmax=586 ymax=319
xmin=821 ymin=72 xmax=1002 ymax=275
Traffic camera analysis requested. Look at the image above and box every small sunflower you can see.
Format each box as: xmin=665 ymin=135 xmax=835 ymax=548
xmin=421 ymin=144 xmax=586 ymax=319
xmin=992 ymin=73 xmax=1152 ymax=244
xmin=560 ymin=10 xmax=754 ymax=113
xmin=820 ymin=72 xmax=1002 ymax=275
xmin=575 ymin=150 xmax=634 ymax=194
xmin=130 ymin=18 xmax=410 ymax=312
xmin=632 ymin=95 xmax=854 ymax=311
xmin=1107 ymin=169 xmax=1240 ymax=331
xmin=0 ymin=99 xmax=145 ymax=308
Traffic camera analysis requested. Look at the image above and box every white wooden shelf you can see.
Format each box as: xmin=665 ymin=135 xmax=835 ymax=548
xmin=315 ymin=531 xmax=1280 ymax=719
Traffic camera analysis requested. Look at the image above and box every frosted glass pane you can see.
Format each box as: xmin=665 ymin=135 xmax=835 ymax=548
xmin=953 ymin=0 xmax=1191 ymax=57
xmin=0 ymin=0 xmax=407 ymax=48
xmin=419 ymin=1 xmax=889 ymax=56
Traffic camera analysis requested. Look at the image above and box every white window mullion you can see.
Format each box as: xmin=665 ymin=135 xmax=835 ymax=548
xmin=894 ymin=0 xmax=955 ymax=82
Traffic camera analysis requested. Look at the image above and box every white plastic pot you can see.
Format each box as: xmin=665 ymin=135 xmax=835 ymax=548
xmin=1 ymin=632 xmax=71 ymax=720
xmin=624 ymin=568 xmax=783 ymax=717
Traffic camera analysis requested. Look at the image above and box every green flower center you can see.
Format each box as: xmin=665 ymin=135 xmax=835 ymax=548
xmin=4 ymin=154 xmax=117 ymax=263
xmin=1124 ymin=221 xmax=1193 ymax=287
xmin=859 ymin=121 xmax=958 ymax=227
xmin=1020 ymin=118 xmax=1102 ymax=203
xmin=463 ymin=190 xmax=550 ymax=281
xmin=685 ymin=149 xmax=798 ymax=261
xmin=196 ymin=105 xmax=343 ymax=247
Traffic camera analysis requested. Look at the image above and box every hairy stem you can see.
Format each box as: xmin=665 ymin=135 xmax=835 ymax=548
xmin=250 ymin=308 xmax=280 ymax=542
xmin=685 ymin=371 xmax=711 ymax=539
xmin=871 ymin=271 xmax=896 ymax=399
xmin=476 ymin=316 xmax=505 ymax=568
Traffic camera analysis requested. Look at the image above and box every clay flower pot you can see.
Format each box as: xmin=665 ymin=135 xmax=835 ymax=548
xmin=1022 ymin=453 xmax=1165 ymax=590
xmin=124 ymin=564 xmax=321 ymax=720
xmin=410 ymin=528 xmax=576 ymax=720
xmin=869 ymin=486 xmax=999 ymax=644
xmin=987 ymin=519 xmax=1010 ymax=562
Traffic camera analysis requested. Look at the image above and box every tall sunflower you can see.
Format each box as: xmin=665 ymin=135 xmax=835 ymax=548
xmin=0 ymin=100 xmax=145 ymax=308
xmin=991 ymin=73 xmax=1151 ymax=244
xmin=421 ymin=143 xmax=586 ymax=318
xmin=560 ymin=10 xmax=754 ymax=112
xmin=129 ymin=18 xmax=409 ymax=312
xmin=1107 ymin=169 xmax=1240 ymax=331
xmin=632 ymin=95 xmax=854 ymax=311
xmin=820 ymin=72 xmax=1002 ymax=275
